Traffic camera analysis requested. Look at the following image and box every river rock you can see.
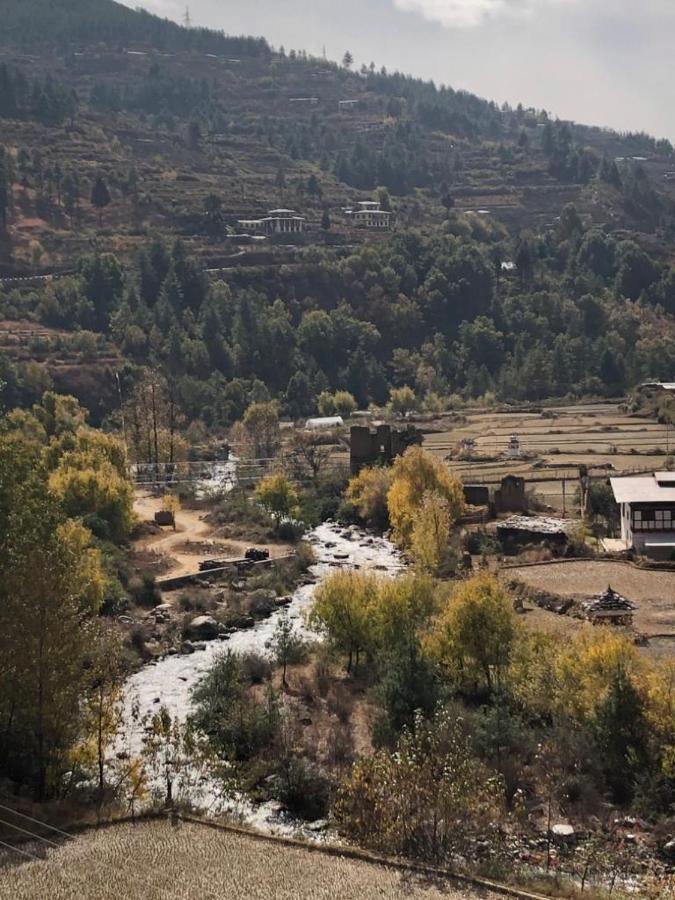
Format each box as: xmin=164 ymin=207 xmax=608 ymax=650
xmin=551 ymin=823 xmax=575 ymax=839
xmin=186 ymin=615 xmax=220 ymax=640
xmin=181 ymin=640 xmax=196 ymax=654
xmin=662 ymin=839 xmax=675 ymax=861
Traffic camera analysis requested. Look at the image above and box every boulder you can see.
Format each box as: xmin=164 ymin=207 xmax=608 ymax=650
xmin=181 ymin=640 xmax=196 ymax=655
xmin=186 ymin=615 xmax=220 ymax=640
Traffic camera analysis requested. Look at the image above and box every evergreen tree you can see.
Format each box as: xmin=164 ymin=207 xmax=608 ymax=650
xmin=90 ymin=175 xmax=111 ymax=228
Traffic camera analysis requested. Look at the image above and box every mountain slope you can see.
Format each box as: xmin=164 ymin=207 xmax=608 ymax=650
xmin=1 ymin=0 xmax=269 ymax=56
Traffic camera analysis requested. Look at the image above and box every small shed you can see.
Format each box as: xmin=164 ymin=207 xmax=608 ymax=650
xmin=584 ymin=586 xmax=636 ymax=627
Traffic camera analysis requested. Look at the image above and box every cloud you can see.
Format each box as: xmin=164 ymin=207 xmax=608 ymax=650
xmin=392 ymin=0 xmax=575 ymax=28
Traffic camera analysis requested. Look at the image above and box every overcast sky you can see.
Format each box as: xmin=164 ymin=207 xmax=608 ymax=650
xmin=124 ymin=0 xmax=675 ymax=140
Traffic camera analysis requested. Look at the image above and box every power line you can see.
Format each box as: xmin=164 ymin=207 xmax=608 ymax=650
xmin=0 ymin=836 xmax=43 ymax=863
xmin=0 ymin=802 xmax=74 ymax=842
xmin=0 ymin=817 xmax=61 ymax=848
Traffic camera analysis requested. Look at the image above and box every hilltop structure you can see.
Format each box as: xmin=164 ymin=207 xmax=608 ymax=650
xmin=345 ymin=200 xmax=393 ymax=229
xmin=237 ymin=209 xmax=305 ymax=235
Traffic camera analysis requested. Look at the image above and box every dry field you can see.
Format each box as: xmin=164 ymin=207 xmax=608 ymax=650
xmin=0 ymin=821 xmax=505 ymax=900
xmin=506 ymin=560 xmax=675 ymax=659
xmin=423 ymin=402 xmax=672 ymax=512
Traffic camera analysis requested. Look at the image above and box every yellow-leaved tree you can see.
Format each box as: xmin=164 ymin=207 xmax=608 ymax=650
xmin=48 ymin=429 xmax=134 ymax=543
xmin=387 ymin=446 xmax=464 ymax=547
xmin=410 ymin=490 xmax=455 ymax=575
xmin=254 ymin=472 xmax=299 ymax=530
xmin=309 ymin=571 xmax=380 ymax=672
xmin=0 ymin=435 xmax=105 ymax=799
xmin=346 ymin=465 xmax=393 ymax=530
xmin=429 ymin=573 xmax=517 ymax=694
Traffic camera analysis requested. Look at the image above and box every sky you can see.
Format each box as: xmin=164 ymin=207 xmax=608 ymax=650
xmin=123 ymin=0 xmax=675 ymax=140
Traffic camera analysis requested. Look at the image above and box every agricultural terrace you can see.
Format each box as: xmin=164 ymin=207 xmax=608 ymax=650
xmin=0 ymin=821 xmax=505 ymax=900
xmin=423 ymin=401 xmax=672 ymax=512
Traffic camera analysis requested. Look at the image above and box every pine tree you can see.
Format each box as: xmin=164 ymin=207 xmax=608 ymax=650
xmin=90 ymin=175 xmax=111 ymax=228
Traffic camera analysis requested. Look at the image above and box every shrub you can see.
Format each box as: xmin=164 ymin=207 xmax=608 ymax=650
xmin=239 ymin=651 xmax=273 ymax=684
xmin=128 ymin=573 xmax=161 ymax=608
xmin=272 ymin=756 xmax=332 ymax=820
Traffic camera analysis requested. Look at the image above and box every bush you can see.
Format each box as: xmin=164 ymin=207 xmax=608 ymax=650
xmin=128 ymin=573 xmax=161 ymax=608
xmin=272 ymin=756 xmax=332 ymax=820
xmin=239 ymin=651 xmax=273 ymax=684
xmin=191 ymin=651 xmax=281 ymax=762
xmin=101 ymin=575 xmax=130 ymax=616
xmin=277 ymin=519 xmax=306 ymax=542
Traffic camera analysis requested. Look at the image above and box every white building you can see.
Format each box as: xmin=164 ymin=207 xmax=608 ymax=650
xmin=610 ymin=472 xmax=675 ymax=557
xmin=346 ymin=200 xmax=393 ymax=230
xmin=237 ymin=209 xmax=305 ymax=235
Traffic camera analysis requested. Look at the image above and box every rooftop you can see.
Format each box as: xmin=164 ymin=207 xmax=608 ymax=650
xmin=584 ymin=585 xmax=636 ymax=615
xmin=497 ymin=515 xmax=577 ymax=535
xmin=610 ymin=473 xmax=675 ymax=504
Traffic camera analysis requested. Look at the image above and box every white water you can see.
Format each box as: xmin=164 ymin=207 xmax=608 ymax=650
xmin=117 ymin=522 xmax=404 ymax=828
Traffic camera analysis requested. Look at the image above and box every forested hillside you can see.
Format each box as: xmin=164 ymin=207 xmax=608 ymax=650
xmin=1 ymin=0 xmax=675 ymax=421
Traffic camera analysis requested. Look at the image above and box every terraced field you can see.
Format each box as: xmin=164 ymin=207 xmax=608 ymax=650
xmin=0 ymin=821 xmax=506 ymax=900
xmin=423 ymin=402 xmax=672 ymax=512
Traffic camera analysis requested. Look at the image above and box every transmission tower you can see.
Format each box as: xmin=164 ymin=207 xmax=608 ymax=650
xmin=183 ymin=6 xmax=192 ymax=28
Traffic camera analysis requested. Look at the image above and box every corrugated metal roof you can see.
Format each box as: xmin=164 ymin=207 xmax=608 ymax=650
xmin=610 ymin=475 xmax=675 ymax=503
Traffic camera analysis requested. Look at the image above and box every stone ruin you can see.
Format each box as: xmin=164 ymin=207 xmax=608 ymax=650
xmin=349 ymin=423 xmax=423 ymax=474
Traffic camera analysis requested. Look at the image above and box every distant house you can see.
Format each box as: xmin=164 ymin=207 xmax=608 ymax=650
xmin=610 ymin=472 xmax=675 ymax=557
xmin=345 ymin=200 xmax=393 ymax=230
xmin=584 ymin=586 xmax=636 ymax=627
xmin=237 ymin=209 xmax=305 ymax=235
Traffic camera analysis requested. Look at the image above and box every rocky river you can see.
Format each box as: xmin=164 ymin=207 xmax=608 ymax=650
xmin=117 ymin=522 xmax=404 ymax=830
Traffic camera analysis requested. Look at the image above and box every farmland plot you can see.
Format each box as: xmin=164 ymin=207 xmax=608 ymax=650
xmin=0 ymin=821 xmax=504 ymax=900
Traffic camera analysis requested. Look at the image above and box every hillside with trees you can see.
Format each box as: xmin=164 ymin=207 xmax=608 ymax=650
xmin=1 ymin=0 xmax=674 ymax=420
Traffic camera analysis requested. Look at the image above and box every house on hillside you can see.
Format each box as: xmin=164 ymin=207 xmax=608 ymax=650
xmin=237 ymin=209 xmax=305 ymax=235
xmin=610 ymin=472 xmax=675 ymax=557
xmin=345 ymin=200 xmax=393 ymax=230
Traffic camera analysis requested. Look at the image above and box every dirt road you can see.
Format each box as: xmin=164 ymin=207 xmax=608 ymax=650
xmin=133 ymin=491 xmax=291 ymax=577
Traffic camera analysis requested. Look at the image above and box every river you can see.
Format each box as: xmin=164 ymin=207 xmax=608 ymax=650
xmin=117 ymin=521 xmax=404 ymax=830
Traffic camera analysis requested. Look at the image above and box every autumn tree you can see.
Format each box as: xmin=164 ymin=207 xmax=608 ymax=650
xmin=387 ymin=447 xmax=464 ymax=547
xmin=430 ymin=573 xmax=517 ymax=695
xmin=124 ymin=369 xmax=184 ymax=469
xmin=335 ymin=709 xmax=504 ymax=863
xmin=310 ymin=571 xmax=379 ymax=672
xmin=232 ymin=401 xmax=280 ymax=459
xmin=48 ymin=429 xmax=134 ymax=543
xmin=410 ymin=490 xmax=455 ymax=575
xmin=0 ymin=436 xmax=104 ymax=799
xmin=289 ymin=429 xmax=333 ymax=483
xmin=346 ymin=465 xmax=393 ymax=531
xmin=317 ymin=390 xmax=357 ymax=418
xmin=390 ymin=385 xmax=418 ymax=416
xmin=254 ymin=473 xmax=299 ymax=529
